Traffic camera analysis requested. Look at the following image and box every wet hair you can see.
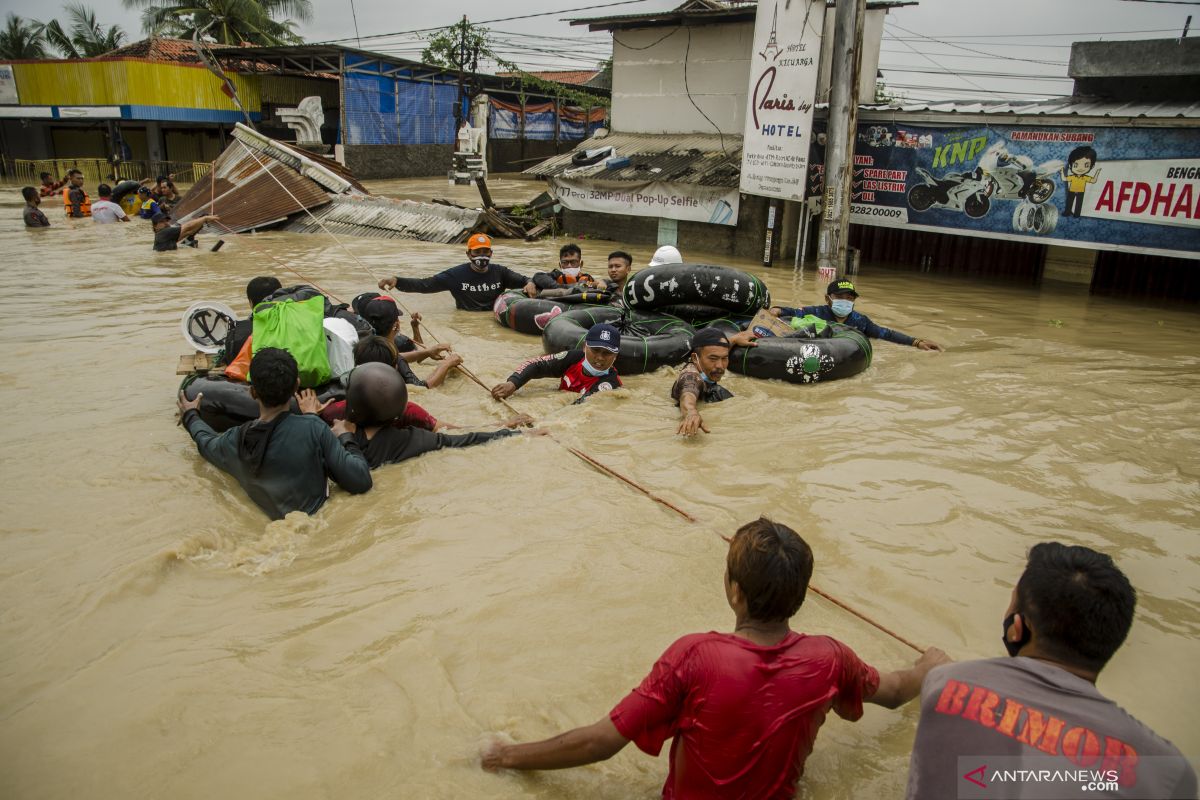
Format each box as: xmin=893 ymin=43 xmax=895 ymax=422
xmin=559 ymin=243 xmax=582 ymax=259
xmin=98 ymin=183 xmax=112 ymax=198
xmin=608 ymin=250 xmax=633 ymax=267
xmin=67 ymin=169 xmax=82 ymax=178
xmin=1066 ymin=146 xmax=1098 ymax=170
xmin=21 ymin=187 xmax=38 ymax=202
xmin=1015 ymin=542 xmax=1135 ymax=672
xmin=353 ymin=334 xmax=398 ymax=367
xmin=727 ymin=517 xmax=814 ymax=623
xmin=249 ymin=347 xmax=298 ymax=407
xmin=345 ymin=361 xmax=408 ymax=425
xmin=246 ymin=276 xmax=282 ymax=308
xmin=39 ymin=172 xmax=52 ymax=181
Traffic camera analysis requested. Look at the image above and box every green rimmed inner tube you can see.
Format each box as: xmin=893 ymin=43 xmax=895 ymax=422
xmin=728 ymin=323 xmax=873 ymax=384
xmin=542 ymin=306 xmax=695 ymax=375
xmin=622 ymin=263 xmax=770 ymax=316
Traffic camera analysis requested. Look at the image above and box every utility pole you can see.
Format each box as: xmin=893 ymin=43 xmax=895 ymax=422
xmin=816 ymin=0 xmax=866 ymax=275
xmin=454 ymin=16 xmax=468 ymax=132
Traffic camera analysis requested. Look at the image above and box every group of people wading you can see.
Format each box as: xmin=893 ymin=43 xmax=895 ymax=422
xmin=21 ymin=169 xmax=219 ymax=252
xmin=163 ymin=233 xmax=1193 ymax=798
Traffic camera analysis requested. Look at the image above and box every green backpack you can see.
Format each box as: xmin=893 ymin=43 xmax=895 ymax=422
xmin=252 ymin=291 xmax=331 ymax=388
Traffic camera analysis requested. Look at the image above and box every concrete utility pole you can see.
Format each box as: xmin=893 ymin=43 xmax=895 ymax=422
xmin=817 ymin=0 xmax=866 ymax=275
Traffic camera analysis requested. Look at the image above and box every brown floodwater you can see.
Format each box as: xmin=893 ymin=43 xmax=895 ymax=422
xmin=1 ymin=185 xmax=1197 ymax=799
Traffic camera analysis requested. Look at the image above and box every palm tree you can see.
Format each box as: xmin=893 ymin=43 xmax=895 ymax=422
xmin=123 ymin=0 xmax=311 ymax=46
xmin=43 ymin=3 xmax=126 ymax=58
xmin=0 ymin=13 xmax=48 ymax=59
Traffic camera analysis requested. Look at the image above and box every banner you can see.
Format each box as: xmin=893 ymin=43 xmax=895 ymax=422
xmin=0 ymin=65 xmax=18 ymax=105
xmin=810 ymin=121 xmax=1200 ymax=260
xmin=548 ymin=178 xmax=740 ymax=226
xmin=739 ymin=0 xmax=824 ymax=201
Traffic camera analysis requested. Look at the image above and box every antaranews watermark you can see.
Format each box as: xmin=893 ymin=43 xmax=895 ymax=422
xmin=955 ymin=755 xmax=1195 ymax=799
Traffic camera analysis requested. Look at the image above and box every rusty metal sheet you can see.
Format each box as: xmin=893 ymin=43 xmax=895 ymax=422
xmin=526 ymin=132 xmax=742 ymax=187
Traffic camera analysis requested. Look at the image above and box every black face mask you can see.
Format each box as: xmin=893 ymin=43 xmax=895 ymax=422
xmin=1002 ymin=611 xmax=1032 ymax=657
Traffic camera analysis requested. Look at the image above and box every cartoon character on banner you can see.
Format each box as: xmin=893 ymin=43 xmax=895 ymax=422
xmin=1061 ymin=145 xmax=1101 ymax=218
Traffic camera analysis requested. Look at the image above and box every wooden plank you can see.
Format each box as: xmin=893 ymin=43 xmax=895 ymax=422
xmin=177 ymin=352 xmax=216 ymax=375
xmin=524 ymin=221 xmax=552 ymax=241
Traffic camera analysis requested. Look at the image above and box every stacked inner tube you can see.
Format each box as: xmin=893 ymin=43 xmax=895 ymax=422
xmin=727 ymin=323 xmax=873 ymax=384
xmin=622 ymin=263 xmax=770 ymax=318
xmin=542 ymin=306 xmax=695 ymax=375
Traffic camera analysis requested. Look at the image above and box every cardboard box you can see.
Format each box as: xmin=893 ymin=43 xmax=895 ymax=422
xmin=748 ymin=309 xmax=795 ymax=338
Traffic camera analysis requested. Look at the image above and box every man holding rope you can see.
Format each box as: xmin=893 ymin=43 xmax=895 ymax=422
xmin=481 ymin=517 xmax=949 ymax=797
xmin=377 ymin=233 xmax=537 ymax=310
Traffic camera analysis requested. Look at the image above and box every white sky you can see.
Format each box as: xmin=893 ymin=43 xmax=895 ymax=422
xmin=2 ymin=0 xmax=1194 ymax=100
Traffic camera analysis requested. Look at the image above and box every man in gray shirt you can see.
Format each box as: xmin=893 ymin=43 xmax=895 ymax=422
xmin=905 ymin=542 xmax=1196 ymax=799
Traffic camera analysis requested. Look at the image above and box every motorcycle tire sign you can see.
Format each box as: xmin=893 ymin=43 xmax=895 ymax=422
xmin=810 ymin=122 xmax=1200 ymax=260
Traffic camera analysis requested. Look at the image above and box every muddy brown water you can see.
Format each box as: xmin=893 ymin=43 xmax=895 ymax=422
xmin=1 ymin=185 xmax=1197 ymax=799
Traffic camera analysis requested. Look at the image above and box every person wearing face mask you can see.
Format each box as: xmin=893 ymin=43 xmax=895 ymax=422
xmin=491 ymin=323 xmax=622 ymax=402
xmin=529 ymin=243 xmax=597 ymax=295
xmin=770 ymin=279 xmax=944 ymax=352
xmin=904 ymin=542 xmax=1195 ymax=800
xmin=672 ymin=327 xmax=758 ymax=437
xmin=377 ymin=233 xmax=537 ymax=311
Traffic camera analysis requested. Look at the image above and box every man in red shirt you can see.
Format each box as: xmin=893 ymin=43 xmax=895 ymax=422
xmin=481 ymin=517 xmax=950 ymax=798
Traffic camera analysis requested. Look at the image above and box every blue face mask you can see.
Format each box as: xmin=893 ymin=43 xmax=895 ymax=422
xmin=582 ymin=356 xmax=611 ymax=376
xmin=830 ymin=298 xmax=855 ymax=317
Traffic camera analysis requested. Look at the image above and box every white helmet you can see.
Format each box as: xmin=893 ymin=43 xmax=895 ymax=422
xmin=648 ymin=245 xmax=682 ymax=267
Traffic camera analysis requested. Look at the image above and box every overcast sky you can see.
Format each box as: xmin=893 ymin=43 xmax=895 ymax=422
xmin=3 ymin=0 xmax=1193 ymax=99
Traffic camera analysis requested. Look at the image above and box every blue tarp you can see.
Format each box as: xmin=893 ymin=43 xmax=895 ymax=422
xmin=343 ymin=56 xmax=459 ymax=146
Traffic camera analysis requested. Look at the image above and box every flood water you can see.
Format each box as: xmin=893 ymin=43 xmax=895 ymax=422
xmin=1 ymin=182 xmax=1197 ymax=799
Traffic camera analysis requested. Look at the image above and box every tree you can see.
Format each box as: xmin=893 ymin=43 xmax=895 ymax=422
xmin=122 ymin=0 xmax=312 ymax=46
xmin=0 ymin=13 xmax=48 ymax=59
xmin=43 ymin=3 xmax=126 ymax=58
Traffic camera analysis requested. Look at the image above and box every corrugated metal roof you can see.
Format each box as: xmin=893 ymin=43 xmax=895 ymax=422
xmin=280 ymin=195 xmax=482 ymax=244
xmin=525 ymin=132 xmax=742 ymax=187
xmin=855 ymin=96 xmax=1200 ymax=119
xmin=173 ymin=143 xmax=333 ymax=233
xmin=496 ymin=70 xmax=602 ymax=86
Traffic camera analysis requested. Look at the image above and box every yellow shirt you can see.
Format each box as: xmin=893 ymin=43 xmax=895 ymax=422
xmin=1064 ymin=173 xmax=1097 ymax=193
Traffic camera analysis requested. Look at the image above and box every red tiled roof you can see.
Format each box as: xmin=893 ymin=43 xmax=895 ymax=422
xmin=102 ymin=37 xmax=241 ymax=64
xmin=497 ymin=69 xmax=601 ymax=86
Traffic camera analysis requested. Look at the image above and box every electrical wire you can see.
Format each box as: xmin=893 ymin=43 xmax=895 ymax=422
xmin=885 ymin=22 xmax=1080 ymax=67
xmin=311 ymin=0 xmax=654 ymax=45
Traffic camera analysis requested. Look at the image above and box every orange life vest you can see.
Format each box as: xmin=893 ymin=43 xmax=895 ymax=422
xmin=557 ymin=270 xmax=593 ymax=285
xmin=62 ymin=186 xmax=91 ymax=217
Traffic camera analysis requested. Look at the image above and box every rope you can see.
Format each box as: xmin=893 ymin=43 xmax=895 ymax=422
xmin=215 ymin=137 xmax=925 ymax=655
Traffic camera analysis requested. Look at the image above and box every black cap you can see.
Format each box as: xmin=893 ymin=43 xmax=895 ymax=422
xmin=151 ymin=211 xmax=171 ymax=224
xmin=362 ymin=295 xmax=401 ymax=335
xmin=826 ymin=279 xmax=858 ymax=297
xmin=689 ymin=327 xmax=732 ymax=353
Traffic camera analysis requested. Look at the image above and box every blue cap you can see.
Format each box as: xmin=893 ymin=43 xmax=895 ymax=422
xmin=585 ymin=322 xmax=620 ymax=352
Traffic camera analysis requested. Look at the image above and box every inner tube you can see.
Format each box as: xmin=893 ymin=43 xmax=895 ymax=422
xmin=654 ymin=303 xmax=742 ymax=326
xmin=110 ymin=180 xmax=141 ymax=204
xmin=493 ymin=291 xmax=568 ymax=335
xmin=727 ymin=324 xmax=873 ymax=384
xmin=622 ymin=263 xmax=770 ymax=316
xmin=542 ymin=306 xmax=694 ymax=375
xmin=181 ymin=375 xmax=344 ymax=432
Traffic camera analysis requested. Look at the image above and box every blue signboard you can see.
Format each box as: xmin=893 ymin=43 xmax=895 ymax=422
xmin=811 ymin=121 xmax=1200 ymax=260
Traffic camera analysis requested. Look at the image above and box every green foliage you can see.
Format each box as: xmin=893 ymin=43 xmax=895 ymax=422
xmin=0 ymin=13 xmax=48 ymax=59
xmin=122 ymin=0 xmax=311 ymax=46
xmin=43 ymin=3 xmax=126 ymax=58
xmin=421 ymin=17 xmax=610 ymax=110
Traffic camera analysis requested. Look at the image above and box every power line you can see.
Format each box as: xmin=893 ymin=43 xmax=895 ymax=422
xmin=885 ymin=22 xmax=1071 ymax=66
xmin=311 ymin=0 xmax=654 ymax=45
xmin=881 ymin=27 xmax=1180 ymax=38
xmin=886 ymin=28 xmax=991 ymax=94
xmin=879 ymin=66 xmax=1073 ymax=81
xmin=887 ymin=83 xmax=1062 ymax=97
xmin=879 ymin=48 xmax=1069 ymax=64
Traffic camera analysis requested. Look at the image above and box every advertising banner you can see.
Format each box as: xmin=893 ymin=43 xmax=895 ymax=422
xmin=0 ymin=65 xmax=17 ymax=104
xmin=809 ymin=121 xmax=1200 ymax=260
xmin=548 ymin=178 xmax=740 ymax=226
xmin=739 ymin=0 xmax=824 ymax=201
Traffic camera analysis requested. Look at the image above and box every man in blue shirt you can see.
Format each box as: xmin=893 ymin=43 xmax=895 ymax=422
xmin=377 ymin=232 xmax=536 ymax=311
xmin=771 ymin=279 xmax=943 ymax=351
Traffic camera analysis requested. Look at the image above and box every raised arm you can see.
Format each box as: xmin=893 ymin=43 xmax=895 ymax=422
xmin=179 ymin=214 xmax=219 ymax=240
